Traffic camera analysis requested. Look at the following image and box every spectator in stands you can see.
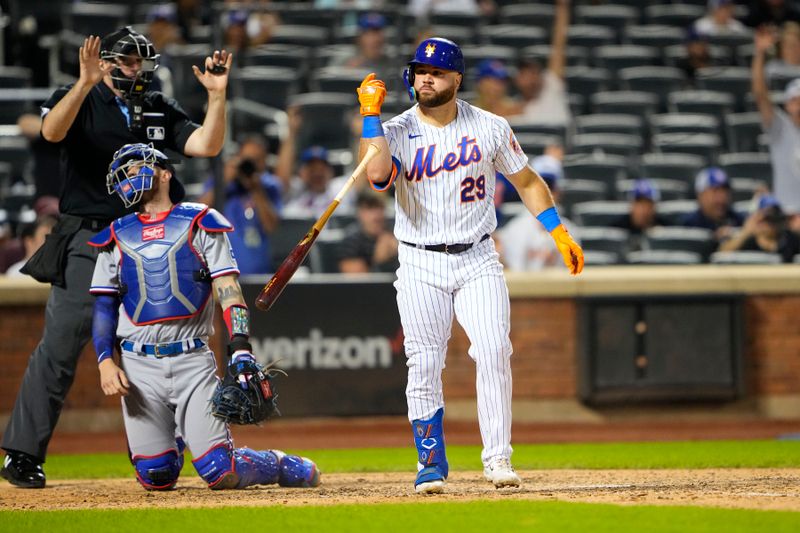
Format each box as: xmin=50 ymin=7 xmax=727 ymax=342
xmin=283 ymin=146 xmax=355 ymax=218
xmin=146 ymin=4 xmax=184 ymax=98
xmin=765 ymin=22 xmax=800 ymax=85
xmin=223 ymin=7 xmax=278 ymax=58
xmin=610 ymin=180 xmax=671 ymax=252
xmin=745 ymin=0 xmax=800 ymax=28
xmin=5 ymin=215 xmax=58 ymax=277
xmin=176 ymin=0 xmax=211 ymax=43
xmin=677 ymin=29 xmax=717 ymax=82
xmin=198 ymin=136 xmax=282 ymax=274
xmin=681 ymin=167 xmax=745 ymax=240
xmin=752 ymin=25 xmax=800 ymax=213
xmin=510 ymin=0 xmax=570 ymax=126
xmin=472 ymin=60 xmax=519 ymax=118
xmin=338 ymin=192 xmax=398 ymax=274
xmin=333 ymin=13 xmax=396 ymax=80
xmin=497 ymin=155 xmax=579 ymax=271
xmin=717 ymin=194 xmax=800 ymax=261
xmin=694 ymin=0 xmax=750 ymax=36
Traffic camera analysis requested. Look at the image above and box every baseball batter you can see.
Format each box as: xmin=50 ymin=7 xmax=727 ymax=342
xmin=356 ymin=38 xmax=584 ymax=494
xmin=89 ymin=143 xmax=320 ymax=490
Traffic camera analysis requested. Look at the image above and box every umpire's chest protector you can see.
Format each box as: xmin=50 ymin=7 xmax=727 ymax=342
xmin=112 ymin=204 xmax=211 ymax=325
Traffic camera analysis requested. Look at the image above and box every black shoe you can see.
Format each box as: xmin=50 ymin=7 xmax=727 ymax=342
xmin=1 ymin=451 xmax=46 ymax=488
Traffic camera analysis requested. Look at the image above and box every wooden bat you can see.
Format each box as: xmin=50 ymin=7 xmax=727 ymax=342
xmin=254 ymin=143 xmax=382 ymax=311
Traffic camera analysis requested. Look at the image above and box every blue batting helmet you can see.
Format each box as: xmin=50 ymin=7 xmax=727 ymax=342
xmin=107 ymin=143 xmax=173 ymax=207
xmin=403 ymin=37 xmax=464 ymax=101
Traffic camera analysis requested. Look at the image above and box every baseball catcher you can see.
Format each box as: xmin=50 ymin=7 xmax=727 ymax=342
xmin=89 ymin=143 xmax=320 ymax=490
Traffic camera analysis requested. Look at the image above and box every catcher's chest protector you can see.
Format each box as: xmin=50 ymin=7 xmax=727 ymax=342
xmin=112 ymin=204 xmax=211 ymax=325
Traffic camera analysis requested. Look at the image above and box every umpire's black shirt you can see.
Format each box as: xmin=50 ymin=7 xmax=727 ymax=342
xmin=41 ymin=81 xmax=200 ymax=220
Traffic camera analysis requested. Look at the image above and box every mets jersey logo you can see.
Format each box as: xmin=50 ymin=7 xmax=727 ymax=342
xmin=509 ymin=131 xmax=523 ymax=156
xmin=425 ymin=43 xmax=436 ymax=57
xmin=406 ymin=136 xmax=483 ymax=181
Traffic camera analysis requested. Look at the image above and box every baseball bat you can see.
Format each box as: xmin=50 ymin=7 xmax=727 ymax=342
xmin=254 ymin=142 xmax=382 ymax=311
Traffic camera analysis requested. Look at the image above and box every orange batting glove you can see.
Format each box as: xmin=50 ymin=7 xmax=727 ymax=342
xmin=357 ymin=72 xmax=386 ymax=116
xmin=550 ymin=225 xmax=584 ymax=275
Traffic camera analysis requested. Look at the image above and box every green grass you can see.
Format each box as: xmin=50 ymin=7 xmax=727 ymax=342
xmin=2 ymin=500 xmax=798 ymax=533
xmin=42 ymin=440 xmax=800 ymax=479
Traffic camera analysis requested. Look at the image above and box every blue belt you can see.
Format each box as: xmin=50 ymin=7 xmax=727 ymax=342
xmin=121 ymin=338 xmax=206 ymax=358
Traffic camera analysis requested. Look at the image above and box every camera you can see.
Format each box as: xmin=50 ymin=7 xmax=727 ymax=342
xmin=237 ymin=158 xmax=257 ymax=178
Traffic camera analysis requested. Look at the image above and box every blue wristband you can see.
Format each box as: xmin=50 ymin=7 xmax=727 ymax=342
xmin=536 ymin=206 xmax=562 ymax=233
xmin=362 ymin=116 xmax=384 ymax=138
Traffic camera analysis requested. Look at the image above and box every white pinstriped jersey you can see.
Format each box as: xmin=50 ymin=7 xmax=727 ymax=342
xmin=381 ymin=99 xmax=529 ymax=244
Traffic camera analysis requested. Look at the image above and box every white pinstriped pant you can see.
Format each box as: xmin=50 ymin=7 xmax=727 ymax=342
xmin=394 ymin=237 xmax=513 ymax=465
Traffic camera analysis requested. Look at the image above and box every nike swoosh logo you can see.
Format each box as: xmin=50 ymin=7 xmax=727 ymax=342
xmin=408 ymin=134 xmax=423 ymax=139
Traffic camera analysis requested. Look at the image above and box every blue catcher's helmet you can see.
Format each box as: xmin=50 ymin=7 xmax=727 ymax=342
xmin=107 ymin=143 xmax=172 ymax=207
xmin=403 ymin=37 xmax=464 ymax=102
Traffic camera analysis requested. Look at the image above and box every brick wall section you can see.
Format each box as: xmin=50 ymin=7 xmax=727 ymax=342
xmin=745 ymin=296 xmax=800 ymax=396
xmin=1 ymin=296 xmax=799 ymax=414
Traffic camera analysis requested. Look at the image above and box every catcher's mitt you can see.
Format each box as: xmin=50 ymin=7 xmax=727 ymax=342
xmin=211 ymin=355 xmax=283 ymax=425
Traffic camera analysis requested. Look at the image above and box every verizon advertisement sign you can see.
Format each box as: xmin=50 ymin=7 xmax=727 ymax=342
xmin=242 ymin=277 xmax=407 ymax=417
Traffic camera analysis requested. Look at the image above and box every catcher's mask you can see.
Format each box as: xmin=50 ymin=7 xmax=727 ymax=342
xmin=107 ymin=143 xmax=173 ymax=208
xmin=402 ymin=37 xmax=464 ymax=102
xmin=100 ymin=27 xmax=160 ymax=99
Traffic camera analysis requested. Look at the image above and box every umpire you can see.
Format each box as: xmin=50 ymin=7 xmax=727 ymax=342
xmin=0 ymin=27 xmax=232 ymax=488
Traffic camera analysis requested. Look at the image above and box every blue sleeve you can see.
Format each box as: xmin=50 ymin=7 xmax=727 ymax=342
xmin=93 ymin=294 xmax=119 ymax=364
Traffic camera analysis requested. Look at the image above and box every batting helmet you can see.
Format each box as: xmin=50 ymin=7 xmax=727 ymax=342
xmin=107 ymin=143 xmax=174 ymax=208
xmin=101 ymin=26 xmax=160 ymax=99
xmin=403 ymin=37 xmax=464 ymax=101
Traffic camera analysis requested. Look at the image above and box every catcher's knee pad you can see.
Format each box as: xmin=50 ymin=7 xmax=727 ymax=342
xmin=412 ymin=408 xmax=449 ymax=482
xmin=133 ymin=449 xmax=183 ymax=490
xmin=192 ymin=443 xmax=238 ymax=490
xmin=272 ymin=450 xmax=321 ymax=488
xmin=232 ymin=448 xmax=280 ymax=488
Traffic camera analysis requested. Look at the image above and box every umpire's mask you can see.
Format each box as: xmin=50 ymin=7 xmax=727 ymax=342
xmin=100 ymin=27 xmax=160 ymax=100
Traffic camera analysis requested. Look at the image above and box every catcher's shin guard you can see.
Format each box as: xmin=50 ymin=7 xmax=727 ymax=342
xmin=192 ymin=443 xmax=239 ymax=489
xmin=231 ymin=448 xmax=280 ymax=488
xmin=132 ymin=449 xmax=183 ymax=490
xmin=272 ymin=450 xmax=321 ymax=488
xmin=412 ymin=408 xmax=449 ymax=493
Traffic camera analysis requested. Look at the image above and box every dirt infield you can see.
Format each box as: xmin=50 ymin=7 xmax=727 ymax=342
xmin=2 ymin=469 xmax=799 ymax=512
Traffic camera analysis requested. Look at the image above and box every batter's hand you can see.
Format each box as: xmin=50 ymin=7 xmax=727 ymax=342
xmin=98 ymin=359 xmax=130 ymax=397
xmin=550 ymin=225 xmax=584 ymax=275
xmin=357 ymin=73 xmax=386 ymax=116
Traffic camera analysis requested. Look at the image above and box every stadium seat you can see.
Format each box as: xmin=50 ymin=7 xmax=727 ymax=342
xmin=719 ymin=152 xmax=773 ymax=185
xmin=522 ymin=45 xmax=591 ymax=68
xmin=707 ymin=33 xmax=754 ymax=57
xmin=315 ymin=44 xmax=357 ymax=68
xmin=640 ymin=152 xmax=706 ymax=185
xmin=270 ymin=216 xmax=318 ymax=271
xmin=650 ymin=113 xmax=719 ymax=137
xmin=428 ymin=25 xmax=476 ymax=46
xmin=235 ymin=66 xmax=301 ymax=110
xmin=245 ymin=44 xmax=311 ymax=70
xmin=0 ymin=136 xmax=30 ymax=182
xmin=724 ymin=113 xmax=763 ymax=153
xmin=269 ymin=25 xmax=330 ymax=47
xmin=308 ymin=228 xmax=346 ymax=274
xmin=559 ymin=180 xmax=610 ymax=217
xmin=766 ymin=64 xmax=800 ymax=91
xmin=652 ymin=133 xmax=721 ymax=165
xmin=229 ymin=98 xmax=284 ymax=146
xmin=644 ymin=3 xmax=704 ymax=27
xmin=644 ymin=226 xmax=716 ymax=259
xmin=627 ymin=250 xmax=703 ymax=264
xmin=578 ymin=226 xmax=630 ymax=257
xmin=460 ymin=45 xmax=517 ymax=72
xmin=565 ymin=67 xmax=613 ymax=99
xmin=574 ymin=4 xmax=640 ymax=29
xmin=567 ymin=25 xmax=616 ymax=49
xmin=618 ymin=66 xmax=688 ymax=107
xmin=312 ymin=66 xmax=371 ymax=94
xmin=0 ymin=67 xmax=32 ymax=89
xmin=287 ymin=92 xmax=355 ymax=151
xmin=277 ymin=6 xmax=342 ymax=28
xmin=695 ymin=67 xmax=752 ymax=109
xmin=591 ymin=91 xmax=659 ymax=116
xmin=479 ymin=25 xmax=548 ymax=48
xmin=430 ymin=12 xmax=483 ymax=28
xmin=506 ymin=120 xmax=566 ymax=142
xmin=66 ymin=2 xmax=128 ymax=36
xmin=568 ymin=93 xmax=588 ymax=116
xmin=571 ymin=201 xmax=630 ymax=227
xmin=623 ymin=25 xmax=686 ymax=49
xmin=657 ymin=199 xmax=699 ymax=225
xmin=730 ymin=178 xmax=765 ymax=202
xmin=563 ymin=153 xmax=628 ymax=192
xmin=617 ymin=179 xmax=690 ymax=201
xmin=0 ymin=88 xmax=50 ymax=125
xmin=594 ymin=45 xmax=660 ymax=72
xmin=710 ymin=251 xmax=782 ymax=264
xmin=583 ymin=250 xmax=621 ymax=265
xmin=574 ymin=114 xmax=644 ymax=138
xmin=571 ymin=133 xmax=644 ymax=160
xmin=515 ymin=133 xmax=563 ymax=156
xmin=499 ymin=3 xmax=555 ymax=29
xmin=668 ymin=90 xmax=736 ymax=122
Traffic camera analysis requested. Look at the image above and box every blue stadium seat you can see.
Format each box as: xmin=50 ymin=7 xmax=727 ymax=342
xmin=626 ymin=250 xmax=703 ymax=264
